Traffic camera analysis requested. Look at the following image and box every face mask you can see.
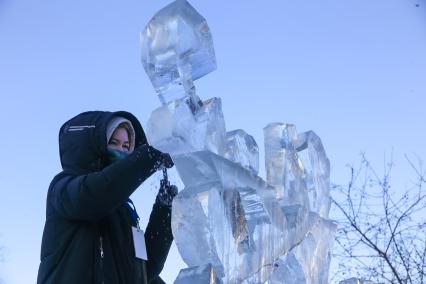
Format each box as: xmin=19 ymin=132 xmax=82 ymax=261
xmin=107 ymin=148 xmax=130 ymax=163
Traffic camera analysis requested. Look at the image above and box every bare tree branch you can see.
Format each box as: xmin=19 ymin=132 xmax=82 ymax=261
xmin=331 ymin=155 xmax=426 ymax=283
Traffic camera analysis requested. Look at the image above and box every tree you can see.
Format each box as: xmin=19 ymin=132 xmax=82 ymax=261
xmin=330 ymin=154 xmax=426 ymax=284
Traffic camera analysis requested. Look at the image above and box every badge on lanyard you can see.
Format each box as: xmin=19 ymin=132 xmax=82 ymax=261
xmin=125 ymin=199 xmax=148 ymax=260
xmin=132 ymin=226 xmax=148 ymax=260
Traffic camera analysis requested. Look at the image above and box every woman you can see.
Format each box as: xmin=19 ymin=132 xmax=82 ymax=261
xmin=37 ymin=111 xmax=177 ymax=284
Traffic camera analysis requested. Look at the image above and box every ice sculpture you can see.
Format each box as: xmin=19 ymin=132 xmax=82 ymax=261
xmin=141 ymin=1 xmax=336 ymax=283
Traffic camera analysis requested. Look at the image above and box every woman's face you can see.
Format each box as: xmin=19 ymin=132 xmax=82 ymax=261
xmin=108 ymin=127 xmax=131 ymax=152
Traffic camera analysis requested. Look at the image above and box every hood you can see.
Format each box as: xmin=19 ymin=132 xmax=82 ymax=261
xmin=58 ymin=111 xmax=148 ymax=174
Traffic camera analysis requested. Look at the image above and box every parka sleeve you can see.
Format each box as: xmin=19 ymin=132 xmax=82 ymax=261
xmin=144 ymin=201 xmax=174 ymax=281
xmin=49 ymin=145 xmax=159 ymax=221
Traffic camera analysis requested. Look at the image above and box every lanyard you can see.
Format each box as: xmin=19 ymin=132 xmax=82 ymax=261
xmin=124 ymin=198 xmax=140 ymax=229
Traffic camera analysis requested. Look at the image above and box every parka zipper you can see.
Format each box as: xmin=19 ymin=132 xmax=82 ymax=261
xmin=99 ymin=236 xmax=105 ymax=284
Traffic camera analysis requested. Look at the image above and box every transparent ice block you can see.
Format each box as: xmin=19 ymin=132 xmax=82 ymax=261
xmin=146 ymin=97 xmax=226 ymax=156
xmin=224 ymin=129 xmax=259 ymax=175
xmin=141 ymin=0 xmax=216 ymax=105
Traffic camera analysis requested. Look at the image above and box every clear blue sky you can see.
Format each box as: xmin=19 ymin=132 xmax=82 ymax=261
xmin=0 ymin=0 xmax=425 ymax=283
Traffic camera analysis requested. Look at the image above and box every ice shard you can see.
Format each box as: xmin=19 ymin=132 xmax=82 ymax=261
xmin=141 ymin=1 xmax=337 ymax=283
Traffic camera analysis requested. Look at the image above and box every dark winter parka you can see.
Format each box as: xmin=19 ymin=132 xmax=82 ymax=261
xmin=37 ymin=111 xmax=173 ymax=284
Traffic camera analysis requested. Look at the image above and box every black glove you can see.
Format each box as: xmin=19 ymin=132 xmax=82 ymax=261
xmin=156 ymin=169 xmax=178 ymax=207
xmin=156 ymin=183 xmax=178 ymax=207
xmin=146 ymin=146 xmax=174 ymax=170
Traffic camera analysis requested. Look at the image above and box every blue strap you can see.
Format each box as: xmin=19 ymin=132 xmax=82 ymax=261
xmin=124 ymin=198 xmax=140 ymax=226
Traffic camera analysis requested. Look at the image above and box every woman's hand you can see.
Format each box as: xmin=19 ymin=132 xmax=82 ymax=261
xmin=146 ymin=146 xmax=174 ymax=170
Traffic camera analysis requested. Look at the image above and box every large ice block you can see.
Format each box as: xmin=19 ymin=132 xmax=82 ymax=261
xmin=270 ymin=215 xmax=337 ymax=284
xmin=174 ymin=184 xmax=286 ymax=283
xmin=173 ymin=151 xmax=268 ymax=190
xmin=171 ymin=151 xmax=332 ymax=283
xmin=297 ymin=131 xmax=331 ymax=218
xmin=224 ymin=130 xmax=259 ymax=175
xmin=172 ymin=152 xmax=270 ymax=282
xmin=141 ymin=0 xmax=216 ymax=105
xmin=146 ymin=97 xmax=226 ymax=155
xmin=171 ymin=142 xmax=335 ymax=283
xmin=264 ymin=123 xmax=309 ymax=207
xmin=172 ymin=182 xmax=224 ymax=271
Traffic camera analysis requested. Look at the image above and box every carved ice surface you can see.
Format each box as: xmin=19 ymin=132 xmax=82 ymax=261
xmin=264 ymin=123 xmax=309 ymax=207
xmin=173 ymin=151 xmax=267 ymax=190
xmin=224 ymin=130 xmax=259 ymax=175
xmin=172 ymin=151 xmax=287 ymax=283
xmin=141 ymin=0 xmax=216 ymax=105
xmin=297 ymin=131 xmax=331 ymax=218
xmin=174 ymin=264 xmax=223 ymax=284
xmin=141 ymin=1 xmax=336 ymax=283
xmin=146 ymin=97 xmax=226 ymax=156
xmin=171 ymin=181 xmax=222 ymax=269
xmin=270 ymin=216 xmax=337 ymax=284
xmin=171 ymin=151 xmax=334 ymax=283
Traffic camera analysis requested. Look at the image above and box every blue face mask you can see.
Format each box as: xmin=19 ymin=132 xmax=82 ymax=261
xmin=107 ymin=148 xmax=130 ymax=163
